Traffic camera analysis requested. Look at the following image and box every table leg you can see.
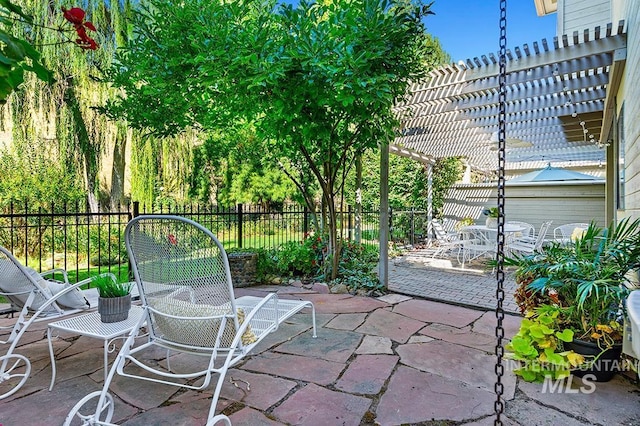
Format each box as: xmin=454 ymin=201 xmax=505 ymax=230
xmin=47 ymin=327 xmax=56 ymax=391
xmin=103 ymin=340 xmax=109 ymax=384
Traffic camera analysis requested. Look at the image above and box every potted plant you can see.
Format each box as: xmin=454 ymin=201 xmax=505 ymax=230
xmin=94 ymin=275 xmax=133 ymax=323
xmin=483 ymin=207 xmax=499 ymax=229
xmin=506 ymin=305 xmax=584 ymax=382
xmin=506 ymin=218 xmax=640 ymax=381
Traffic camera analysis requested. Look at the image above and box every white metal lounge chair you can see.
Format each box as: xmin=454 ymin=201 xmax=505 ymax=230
xmin=65 ymin=215 xmax=316 ymax=426
xmin=430 ymin=219 xmax=464 ymax=258
xmin=0 ymin=245 xmax=112 ymax=399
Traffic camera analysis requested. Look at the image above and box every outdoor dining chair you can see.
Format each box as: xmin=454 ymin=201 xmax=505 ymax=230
xmin=553 ymin=222 xmax=590 ymax=244
xmin=508 ymin=221 xmax=553 ymax=255
xmin=0 ymin=245 xmax=112 ymax=399
xmin=65 ymin=215 xmax=317 ymax=426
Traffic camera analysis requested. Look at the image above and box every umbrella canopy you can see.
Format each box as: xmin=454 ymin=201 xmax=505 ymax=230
xmin=509 ymin=164 xmax=603 ymax=183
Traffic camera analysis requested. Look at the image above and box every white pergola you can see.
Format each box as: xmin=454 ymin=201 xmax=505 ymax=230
xmin=377 ymin=21 xmax=626 ymax=285
xmin=392 ymin=21 xmax=627 ymax=173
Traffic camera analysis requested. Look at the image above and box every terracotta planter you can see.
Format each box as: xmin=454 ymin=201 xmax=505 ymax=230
xmin=565 ymin=339 xmax=623 ymax=382
xmin=98 ymin=294 xmax=131 ymax=323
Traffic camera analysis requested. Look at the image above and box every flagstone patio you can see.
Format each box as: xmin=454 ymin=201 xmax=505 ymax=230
xmin=1 ymin=258 xmax=639 ymax=425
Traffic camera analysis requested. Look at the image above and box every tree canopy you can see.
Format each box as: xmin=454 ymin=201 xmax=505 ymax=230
xmin=103 ymin=0 xmax=437 ymax=279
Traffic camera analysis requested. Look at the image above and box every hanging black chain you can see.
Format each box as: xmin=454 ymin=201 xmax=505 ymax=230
xmin=494 ymin=0 xmax=507 ymax=425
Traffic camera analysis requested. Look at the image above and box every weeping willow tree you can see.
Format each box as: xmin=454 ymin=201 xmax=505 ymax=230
xmin=0 ymin=1 xmax=136 ymax=211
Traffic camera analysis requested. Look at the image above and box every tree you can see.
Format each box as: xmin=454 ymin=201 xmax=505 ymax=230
xmin=105 ymin=0 xmax=434 ymax=280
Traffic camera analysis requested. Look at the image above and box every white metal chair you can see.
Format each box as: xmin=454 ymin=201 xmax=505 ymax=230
xmin=0 ymin=245 xmax=111 ymax=399
xmin=508 ymin=220 xmax=553 ymax=255
xmin=506 ymin=221 xmax=535 ymax=243
xmin=430 ymin=219 xmax=465 ymax=258
xmin=458 ymin=228 xmax=495 ymax=265
xmin=553 ymin=222 xmax=589 ymax=244
xmin=65 ymin=215 xmax=316 ymax=426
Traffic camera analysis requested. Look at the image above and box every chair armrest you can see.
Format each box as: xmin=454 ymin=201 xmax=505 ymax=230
xmin=40 ymin=268 xmax=70 ymax=284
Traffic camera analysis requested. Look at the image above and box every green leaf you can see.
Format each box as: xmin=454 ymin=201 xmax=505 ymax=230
xmin=555 ymin=329 xmax=574 ymax=342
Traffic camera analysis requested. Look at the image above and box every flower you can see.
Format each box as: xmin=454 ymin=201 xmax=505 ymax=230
xmin=61 ymin=7 xmax=99 ymax=50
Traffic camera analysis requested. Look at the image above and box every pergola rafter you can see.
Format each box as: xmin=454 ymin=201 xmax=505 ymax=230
xmin=392 ymin=21 xmax=627 ymax=171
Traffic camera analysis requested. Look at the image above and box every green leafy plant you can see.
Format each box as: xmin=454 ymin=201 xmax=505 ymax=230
xmin=93 ymin=274 xmax=132 ymax=298
xmin=506 ymin=218 xmax=640 ymax=349
xmin=482 ymin=207 xmax=499 ymax=218
xmin=506 ymin=306 xmax=584 ymax=382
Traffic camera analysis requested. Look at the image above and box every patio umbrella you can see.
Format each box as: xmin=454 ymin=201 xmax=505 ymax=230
xmin=509 ymin=163 xmax=603 ymax=183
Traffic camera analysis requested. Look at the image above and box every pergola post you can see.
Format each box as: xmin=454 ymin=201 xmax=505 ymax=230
xmin=427 ymin=163 xmax=433 ymax=244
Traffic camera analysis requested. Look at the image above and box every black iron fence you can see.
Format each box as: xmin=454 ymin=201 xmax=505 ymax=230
xmin=0 ymin=201 xmax=428 ymax=283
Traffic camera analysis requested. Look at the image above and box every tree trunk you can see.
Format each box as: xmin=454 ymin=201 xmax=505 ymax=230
xmin=63 ymin=77 xmax=99 ymax=213
xmin=110 ymin=124 xmax=128 ymax=208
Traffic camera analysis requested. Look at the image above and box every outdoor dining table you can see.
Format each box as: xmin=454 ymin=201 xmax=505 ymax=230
xmin=458 ymin=223 xmax=527 ymax=260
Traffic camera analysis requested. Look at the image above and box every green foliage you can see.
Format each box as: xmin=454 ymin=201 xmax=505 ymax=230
xmin=506 ymin=306 xmax=583 ymax=383
xmin=346 ymin=151 xmax=463 ymax=214
xmin=506 ymin=218 xmax=640 ymax=347
xmin=333 ymin=240 xmax=382 ymax=293
xmin=0 ymin=0 xmax=53 ymax=103
xmin=272 ymin=233 xmax=323 ymax=277
xmin=103 ymin=0 xmax=436 ymax=280
xmin=93 ymin=274 xmax=132 ymax=298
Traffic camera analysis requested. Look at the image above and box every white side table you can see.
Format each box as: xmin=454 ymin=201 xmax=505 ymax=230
xmin=47 ymin=305 xmax=145 ymax=390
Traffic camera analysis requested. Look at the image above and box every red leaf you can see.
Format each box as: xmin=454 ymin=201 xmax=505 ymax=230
xmin=84 ymin=21 xmax=96 ymax=31
xmin=62 ymin=7 xmax=85 ymax=25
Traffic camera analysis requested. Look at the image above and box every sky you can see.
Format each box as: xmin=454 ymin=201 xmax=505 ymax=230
xmin=279 ymin=1 xmax=559 ymax=64
xmin=426 ymin=0 xmax=558 ymax=62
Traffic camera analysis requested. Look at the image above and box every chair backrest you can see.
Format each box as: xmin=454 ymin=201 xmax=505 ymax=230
xmin=553 ymin=223 xmax=589 ymax=239
xmin=432 ymin=220 xmax=457 ymax=242
xmin=125 ymin=215 xmax=243 ymax=349
xmin=0 ymin=246 xmax=52 ymax=311
xmin=534 ymin=221 xmax=553 ymax=250
xmin=507 ymin=221 xmax=535 ymax=238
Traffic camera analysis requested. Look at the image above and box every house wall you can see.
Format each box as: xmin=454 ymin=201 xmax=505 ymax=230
xmin=621 ymin=0 xmax=640 ymax=220
xmin=557 ymin=0 xmax=611 ymax=34
xmin=442 ymin=182 xmax=606 ymax=231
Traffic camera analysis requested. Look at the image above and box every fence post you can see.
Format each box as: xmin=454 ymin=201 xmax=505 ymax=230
xmin=410 ymin=207 xmax=415 ymax=245
xmin=132 ymin=201 xmax=140 ymax=219
xmin=388 ymin=206 xmax=393 ymax=242
xmin=237 ymin=203 xmax=243 ymax=248
xmin=348 ymin=205 xmax=353 ymax=241
xmin=303 ymin=205 xmax=309 ymax=235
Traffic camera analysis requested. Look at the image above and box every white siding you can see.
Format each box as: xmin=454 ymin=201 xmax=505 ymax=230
xmin=443 ymin=182 xmax=605 ymax=230
xmin=559 ymin=0 xmax=611 ymax=35
xmin=622 ymin=0 xmax=640 ymax=219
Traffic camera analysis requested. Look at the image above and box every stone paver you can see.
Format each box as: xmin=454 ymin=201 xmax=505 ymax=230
xmin=420 ymin=322 xmax=497 ymax=352
xmin=355 ymin=307 xmax=426 ymax=343
xmin=300 ymin=293 xmax=389 ymax=313
xmin=324 ymin=312 xmax=367 ymax=330
xmin=219 ymin=369 xmax=296 ymax=411
xmin=472 ymin=310 xmax=523 ymax=339
xmin=396 ymin=340 xmax=517 ymax=400
xmin=229 ymin=407 xmax=286 ymax=425
xmin=271 ymin=383 xmax=371 ymax=426
xmin=3 ymin=264 xmax=638 ymax=426
xmin=376 ymin=365 xmax=496 ymax=424
xmin=393 ymin=298 xmax=485 ymax=327
xmin=518 ymin=375 xmax=640 ymax=425
xmin=335 ymin=354 xmax=398 ymax=394
xmin=274 ymin=328 xmax=362 ymax=363
xmin=241 ymin=352 xmax=345 ymax=385
xmin=355 ymin=335 xmax=394 ymax=354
